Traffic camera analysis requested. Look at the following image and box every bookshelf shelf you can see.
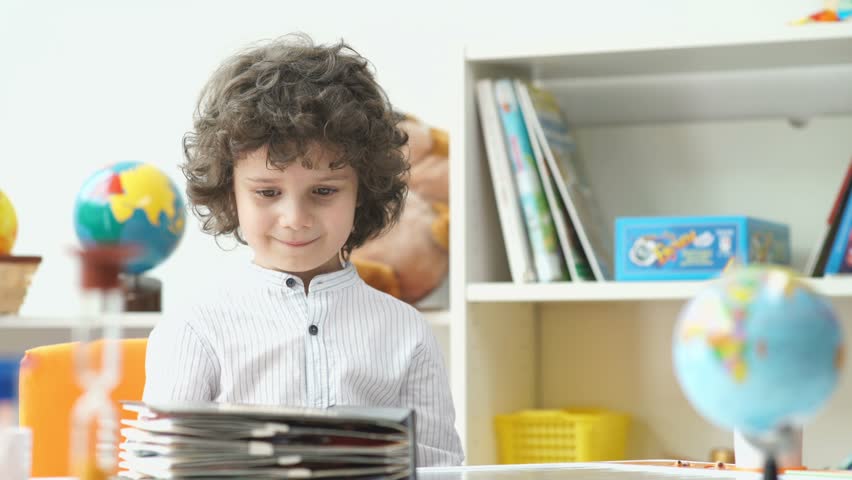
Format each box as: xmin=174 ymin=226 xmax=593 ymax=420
xmin=453 ymin=23 xmax=852 ymax=468
xmin=468 ymin=24 xmax=852 ymax=126
xmin=467 ymin=281 xmax=703 ymax=302
xmin=467 ymin=276 xmax=852 ymax=303
xmin=465 ymin=23 xmax=852 ymax=68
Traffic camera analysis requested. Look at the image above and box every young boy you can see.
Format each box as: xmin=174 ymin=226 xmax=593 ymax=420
xmin=142 ymin=34 xmax=464 ymax=467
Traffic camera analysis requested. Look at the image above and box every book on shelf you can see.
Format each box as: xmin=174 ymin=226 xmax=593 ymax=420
xmin=515 ymin=79 xmax=594 ymax=282
xmin=518 ymin=81 xmax=613 ymax=281
xmin=118 ymin=401 xmax=416 ymax=479
xmin=476 ymin=78 xmax=537 ymax=283
xmin=806 ymin=157 xmax=852 ymax=276
xmin=822 ymin=158 xmax=852 ymax=276
xmin=492 ymin=78 xmax=568 ymax=282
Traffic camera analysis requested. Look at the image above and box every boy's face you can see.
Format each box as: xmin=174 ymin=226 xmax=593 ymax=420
xmin=233 ymin=144 xmax=358 ymax=283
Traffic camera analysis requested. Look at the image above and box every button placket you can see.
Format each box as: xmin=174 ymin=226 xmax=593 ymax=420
xmin=286 ymin=276 xmax=318 ymax=406
xmin=314 ymin=292 xmax=334 ymax=407
xmin=305 ymin=288 xmax=324 ymax=408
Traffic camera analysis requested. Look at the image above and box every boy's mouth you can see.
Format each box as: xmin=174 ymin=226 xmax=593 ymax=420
xmin=278 ymin=238 xmax=317 ymax=247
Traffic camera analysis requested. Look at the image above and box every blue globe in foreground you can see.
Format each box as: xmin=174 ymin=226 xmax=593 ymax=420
xmin=673 ymin=266 xmax=844 ymax=438
xmin=74 ymin=162 xmax=186 ymax=275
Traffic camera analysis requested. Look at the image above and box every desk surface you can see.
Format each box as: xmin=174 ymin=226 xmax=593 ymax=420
xmin=418 ymin=462 xmax=852 ymax=480
xmin=35 ymin=462 xmax=852 ymax=480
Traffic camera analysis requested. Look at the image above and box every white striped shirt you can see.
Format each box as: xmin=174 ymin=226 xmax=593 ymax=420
xmin=142 ymin=261 xmax=464 ymax=467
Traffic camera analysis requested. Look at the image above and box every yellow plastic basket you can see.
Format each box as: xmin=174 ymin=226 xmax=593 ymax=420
xmin=495 ymin=408 xmax=629 ymax=464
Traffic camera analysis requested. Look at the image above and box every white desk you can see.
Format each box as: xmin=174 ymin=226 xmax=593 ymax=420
xmin=417 ymin=462 xmax=849 ymax=480
xmin=34 ymin=462 xmax=852 ymax=480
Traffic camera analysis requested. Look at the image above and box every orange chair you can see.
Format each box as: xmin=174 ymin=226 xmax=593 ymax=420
xmin=18 ymin=338 xmax=147 ymax=477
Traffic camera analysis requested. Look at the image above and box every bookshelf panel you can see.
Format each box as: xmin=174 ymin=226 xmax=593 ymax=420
xmin=538 ymin=301 xmax=728 ymax=461
xmin=465 ymin=302 xmax=538 ymax=465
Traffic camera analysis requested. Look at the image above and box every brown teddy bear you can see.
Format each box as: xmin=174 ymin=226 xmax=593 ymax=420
xmin=351 ymin=115 xmax=449 ymax=304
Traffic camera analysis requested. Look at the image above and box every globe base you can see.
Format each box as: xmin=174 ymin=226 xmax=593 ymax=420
xmin=734 ymin=428 xmax=803 ymax=469
xmin=122 ymin=275 xmax=161 ymax=312
xmin=764 ymin=455 xmax=778 ymax=480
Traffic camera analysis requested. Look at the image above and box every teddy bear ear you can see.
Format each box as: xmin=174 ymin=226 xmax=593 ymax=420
xmin=430 ymin=202 xmax=449 ymax=252
xmin=429 ymin=127 xmax=449 ymax=158
xmin=399 ymin=118 xmax=433 ymax=163
xmin=351 ymin=257 xmax=402 ymax=299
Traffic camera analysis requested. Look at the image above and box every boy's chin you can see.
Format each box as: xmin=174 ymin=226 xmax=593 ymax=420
xmin=257 ymin=254 xmax=339 ymax=274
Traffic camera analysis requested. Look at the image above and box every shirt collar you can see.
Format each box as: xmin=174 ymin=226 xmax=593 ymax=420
xmin=246 ymin=261 xmax=361 ymax=294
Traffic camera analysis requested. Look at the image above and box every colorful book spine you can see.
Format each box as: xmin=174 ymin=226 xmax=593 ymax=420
xmin=806 ymin=158 xmax=852 ymax=276
xmin=515 ymin=79 xmax=595 ymax=282
xmin=824 ymin=186 xmax=852 ymax=275
xmin=525 ymin=83 xmax=612 ymax=281
xmin=493 ymin=79 xmax=567 ymax=282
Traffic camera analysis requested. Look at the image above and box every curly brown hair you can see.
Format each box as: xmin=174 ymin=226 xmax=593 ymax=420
xmin=181 ymin=34 xmax=409 ymax=255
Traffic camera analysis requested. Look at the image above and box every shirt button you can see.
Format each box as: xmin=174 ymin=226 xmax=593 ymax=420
xmin=285 ymin=277 xmax=296 ymax=288
xmin=308 ymin=325 xmax=319 ymax=335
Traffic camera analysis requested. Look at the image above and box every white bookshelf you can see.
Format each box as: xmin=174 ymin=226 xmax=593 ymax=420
xmin=452 ymin=24 xmax=852 ymax=467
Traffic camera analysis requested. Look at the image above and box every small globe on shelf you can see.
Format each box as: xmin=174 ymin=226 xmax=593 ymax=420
xmin=673 ymin=266 xmax=844 ymax=478
xmin=0 ymin=188 xmax=42 ymax=314
xmin=73 ymin=162 xmax=186 ymax=311
xmin=0 ymin=189 xmax=18 ymax=255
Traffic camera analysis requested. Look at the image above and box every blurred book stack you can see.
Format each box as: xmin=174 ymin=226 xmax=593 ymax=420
xmin=117 ymin=401 xmax=416 ymax=479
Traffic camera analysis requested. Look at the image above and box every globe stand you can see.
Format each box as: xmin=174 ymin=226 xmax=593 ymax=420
xmin=764 ymin=455 xmax=778 ymax=480
xmin=743 ymin=425 xmax=798 ymax=480
xmin=122 ymin=274 xmax=161 ymax=312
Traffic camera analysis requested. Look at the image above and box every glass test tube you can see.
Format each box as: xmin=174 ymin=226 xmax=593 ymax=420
xmin=70 ymin=246 xmax=131 ymax=480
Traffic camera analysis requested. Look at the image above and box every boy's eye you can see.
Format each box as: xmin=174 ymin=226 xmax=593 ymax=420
xmin=255 ymin=189 xmax=280 ymax=198
xmin=314 ymin=187 xmax=337 ymax=196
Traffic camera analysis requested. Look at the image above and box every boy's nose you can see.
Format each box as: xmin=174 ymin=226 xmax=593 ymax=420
xmin=277 ymin=199 xmax=313 ymax=230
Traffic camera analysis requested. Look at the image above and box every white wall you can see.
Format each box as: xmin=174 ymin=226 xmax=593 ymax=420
xmin=2 ymin=0 xmax=470 ymax=315
xmin=1 ymin=0 xmax=822 ymax=315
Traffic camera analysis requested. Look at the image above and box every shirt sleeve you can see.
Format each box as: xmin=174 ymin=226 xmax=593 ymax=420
xmin=142 ymin=313 xmax=220 ymax=403
xmin=400 ymin=326 xmax=465 ymax=467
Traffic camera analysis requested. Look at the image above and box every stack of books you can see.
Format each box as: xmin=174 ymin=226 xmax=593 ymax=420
xmin=476 ymin=78 xmax=613 ymax=283
xmin=117 ymin=401 xmax=416 ymax=479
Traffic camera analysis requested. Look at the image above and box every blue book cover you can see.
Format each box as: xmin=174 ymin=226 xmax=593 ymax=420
xmin=493 ymin=79 xmax=567 ymax=282
xmin=824 ymin=191 xmax=852 ymax=275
